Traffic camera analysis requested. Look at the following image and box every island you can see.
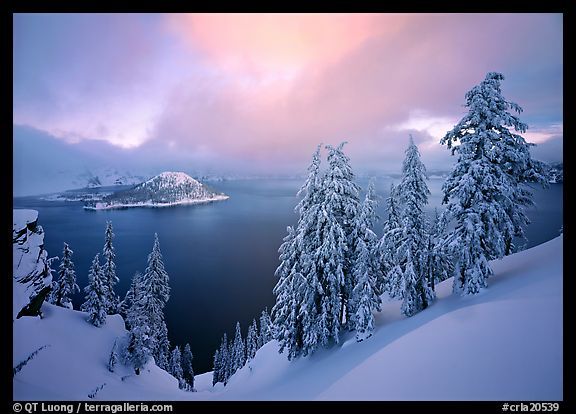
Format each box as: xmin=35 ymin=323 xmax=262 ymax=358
xmin=84 ymin=171 xmax=229 ymax=210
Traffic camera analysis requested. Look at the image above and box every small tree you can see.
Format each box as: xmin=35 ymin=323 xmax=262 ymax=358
xmin=49 ymin=242 xmax=79 ymax=309
xmin=108 ymin=339 xmax=118 ymax=372
xmin=118 ymin=271 xmax=141 ymax=324
xmin=440 ymin=72 xmax=548 ymax=294
xmin=259 ymin=308 xmax=273 ymax=346
xmin=212 ymin=349 xmax=221 ymax=386
xmin=125 ymin=272 xmax=152 ymax=375
xmin=246 ymin=319 xmax=259 ymax=361
xmin=80 ymin=254 xmax=108 ymax=327
xmin=349 ymin=178 xmax=381 ymax=340
xmin=377 ymin=184 xmax=403 ymax=299
xmin=102 ymin=221 xmax=119 ymax=314
xmin=218 ymin=333 xmax=230 ymax=386
xmin=231 ymin=321 xmax=246 ymax=374
xmin=140 ymin=233 xmax=171 ymax=364
xmin=169 ymin=346 xmax=186 ymax=389
xmin=181 ymin=343 xmax=195 ymax=391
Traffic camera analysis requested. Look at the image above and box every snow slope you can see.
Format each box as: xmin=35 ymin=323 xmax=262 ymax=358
xmin=192 ymin=236 xmax=563 ymax=401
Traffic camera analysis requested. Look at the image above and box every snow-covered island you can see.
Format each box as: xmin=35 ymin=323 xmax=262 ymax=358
xmin=84 ymin=172 xmax=229 ymax=210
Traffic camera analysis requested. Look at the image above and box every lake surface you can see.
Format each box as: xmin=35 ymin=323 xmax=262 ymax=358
xmin=13 ymin=178 xmax=563 ymax=374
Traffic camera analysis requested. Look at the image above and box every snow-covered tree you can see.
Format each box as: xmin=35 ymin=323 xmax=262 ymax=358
xmin=218 ymin=333 xmax=230 ymax=385
xmin=272 ymin=145 xmax=323 ymax=359
xmin=212 ymin=349 xmax=221 ymax=386
xmin=118 ymin=271 xmax=141 ymax=324
xmin=169 ymin=346 xmax=186 ymax=389
xmin=154 ymin=321 xmax=170 ymax=371
xmin=49 ymin=242 xmax=79 ymax=309
xmin=349 ymin=179 xmax=381 ymax=340
xmin=81 ymin=254 xmax=108 ymax=327
xmin=319 ymin=142 xmax=361 ymax=330
xmin=396 ymin=136 xmax=434 ymax=315
xmin=108 ymin=339 xmax=118 ymax=372
xmin=259 ymin=308 xmax=273 ymax=345
xmin=140 ymin=233 xmax=171 ymax=363
xmin=125 ymin=272 xmax=152 ymax=374
xmin=246 ymin=319 xmax=258 ymax=361
xmin=181 ymin=343 xmax=195 ymax=391
xmin=271 ymin=226 xmax=305 ymax=357
xmin=377 ymin=184 xmax=403 ymax=299
xmin=102 ymin=221 xmax=119 ymax=314
xmin=440 ymin=72 xmax=548 ymax=295
xmin=425 ymin=208 xmax=452 ymax=293
xmin=400 ymin=251 xmax=420 ymax=317
xmin=231 ymin=321 xmax=246 ymax=373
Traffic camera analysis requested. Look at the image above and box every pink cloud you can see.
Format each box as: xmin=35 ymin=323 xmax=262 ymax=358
xmin=165 ymin=13 xmax=403 ymax=77
xmin=153 ymin=14 xmax=562 ymax=173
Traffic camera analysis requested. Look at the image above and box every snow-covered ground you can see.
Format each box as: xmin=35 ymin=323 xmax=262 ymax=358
xmin=13 ymin=206 xmax=562 ymax=400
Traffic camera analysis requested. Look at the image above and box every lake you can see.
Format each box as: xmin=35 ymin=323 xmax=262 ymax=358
xmin=12 ymin=178 xmax=563 ymax=374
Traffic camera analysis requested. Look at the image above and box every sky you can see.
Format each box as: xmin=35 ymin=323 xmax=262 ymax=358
xmin=13 ymin=13 xmax=563 ymax=176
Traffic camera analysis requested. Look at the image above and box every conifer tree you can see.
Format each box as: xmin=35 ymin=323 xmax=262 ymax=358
xmin=396 ymin=136 xmax=434 ymax=315
xmin=102 ymin=221 xmax=119 ymax=314
xmin=169 ymin=346 xmax=186 ymax=389
xmin=108 ymin=339 xmax=118 ymax=372
xmin=440 ymin=72 xmax=547 ymax=294
xmin=181 ymin=343 xmax=195 ymax=391
xmin=140 ymin=233 xmax=171 ymax=365
xmin=377 ymin=184 xmax=403 ymax=299
xmin=349 ymin=179 xmax=381 ymax=340
xmin=81 ymin=254 xmax=108 ymax=327
xmin=231 ymin=321 xmax=246 ymax=373
xmin=212 ymin=349 xmax=221 ymax=386
xmin=49 ymin=242 xmax=79 ymax=309
xmin=246 ymin=319 xmax=259 ymax=361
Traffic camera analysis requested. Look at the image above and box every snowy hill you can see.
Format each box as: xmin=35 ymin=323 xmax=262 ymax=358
xmin=84 ymin=172 xmax=229 ymax=210
xmin=191 ymin=236 xmax=563 ymax=401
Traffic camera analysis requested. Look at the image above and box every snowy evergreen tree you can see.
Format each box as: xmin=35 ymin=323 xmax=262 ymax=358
xmin=246 ymin=319 xmax=258 ymax=361
xmin=272 ymin=145 xmax=323 ymax=359
xmin=169 ymin=346 xmax=186 ymax=390
xmin=49 ymin=242 xmax=79 ymax=309
xmin=319 ymin=142 xmax=361 ymax=331
xmin=108 ymin=339 xmax=118 ymax=372
xmin=125 ymin=271 xmax=152 ymax=374
xmin=102 ymin=221 xmax=119 ymax=314
xmin=140 ymin=233 xmax=171 ymax=364
xmin=212 ymin=349 xmax=220 ymax=386
xmin=181 ymin=343 xmax=195 ymax=391
xmin=231 ymin=321 xmax=246 ymax=373
xmin=400 ymin=251 xmax=420 ymax=317
xmin=349 ymin=179 xmax=381 ymax=340
xmin=425 ymin=208 xmax=453 ymax=293
xmin=271 ymin=226 xmax=305 ymax=356
xmin=154 ymin=321 xmax=170 ymax=371
xmin=218 ymin=333 xmax=230 ymax=385
xmin=118 ymin=271 xmax=141 ymax=324
xmin=80 ymin=254 xmax=108 ymax=327
xmin=259 ymin=308 xmax=273 ymax=345
xmin=440 ymin=72 xmax=548 ymax=294
xmin=396 ymin=135 xmax=434 ymax=315
xmin=377 ymin=184 xmax=403 ymax=299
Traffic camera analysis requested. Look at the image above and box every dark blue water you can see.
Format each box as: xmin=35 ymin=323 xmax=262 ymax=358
xmin=13 ymin=179 xmax=563 ymax=374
